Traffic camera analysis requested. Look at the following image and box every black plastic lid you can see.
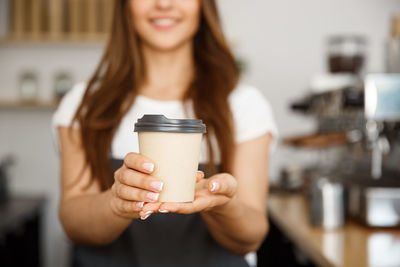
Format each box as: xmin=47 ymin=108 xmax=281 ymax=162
xmin=134 ymin=114 xmax=206 ymax=133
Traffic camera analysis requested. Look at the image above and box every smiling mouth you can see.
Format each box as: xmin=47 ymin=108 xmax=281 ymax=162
xmin=151 ymin=18 xmax=179 ymax=30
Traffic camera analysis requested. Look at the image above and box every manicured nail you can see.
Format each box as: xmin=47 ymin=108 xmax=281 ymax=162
xmin=211 ymin=182 xmax=219 ymax=192
xmin=159 ymin=209 xmax=169 ymax=213
xmin=136 ymin=202 xmax=144 ymax=208
xmin=140 ymin=213 xmax=153 ymax=221
xmin=143 ymin=162 xmax=154 ymax=172
xmin=150 ymin=181 xmax=164 ymax=191
xmin=140 ymin=212 xmax=152 ymax=220
xmin=141 ymin=214 xmax=151 ymax=220
xmin=147 ymin=192 xmax=159 ymax=201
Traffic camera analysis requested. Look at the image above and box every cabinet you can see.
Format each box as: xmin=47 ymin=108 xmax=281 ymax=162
xmin=2 ymin=0 xmax=114 ymax=43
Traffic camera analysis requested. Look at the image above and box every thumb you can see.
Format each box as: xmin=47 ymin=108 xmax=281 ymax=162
xmin=208 ymin=173 xmax=237 ymax=198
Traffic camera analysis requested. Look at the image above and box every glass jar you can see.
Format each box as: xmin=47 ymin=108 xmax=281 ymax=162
xmin=327 ymin=35 xmax=367 ymax=74
xmin=19 ymin=71 xmax=38 ymax=103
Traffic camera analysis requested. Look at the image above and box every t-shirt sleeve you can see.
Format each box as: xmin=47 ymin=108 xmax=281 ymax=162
xmin=51 ymin=82 xmax=86 ymax=154
xmin=52 ymin=82 xmax=86 ymax=129
xmin=229 ymin=84 xmax=279 ymax=146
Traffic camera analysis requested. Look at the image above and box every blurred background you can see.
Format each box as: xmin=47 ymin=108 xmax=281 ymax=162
xmin=0 ymin=0 xmax=399 ymax=267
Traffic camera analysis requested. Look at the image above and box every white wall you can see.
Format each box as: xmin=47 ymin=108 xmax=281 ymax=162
xmin=218 ymin=0 xmax=400 ymax=136
xmin=0 ymin=45 xmax=103 ymax=267
xmin=217 ymin=0 xmax=400 ymax=178
xmin=0 ymin=1 xmax=399 ymax=267
xmin=0 ymin=44 xmax=104 ymax=101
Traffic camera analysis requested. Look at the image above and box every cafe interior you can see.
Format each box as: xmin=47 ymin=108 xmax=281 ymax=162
xmin=0 ymin=0 xmax=399 ymax=267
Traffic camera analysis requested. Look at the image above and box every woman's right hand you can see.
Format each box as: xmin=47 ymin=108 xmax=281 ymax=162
xmin=110 ymin=152 xmax=163 ymax=220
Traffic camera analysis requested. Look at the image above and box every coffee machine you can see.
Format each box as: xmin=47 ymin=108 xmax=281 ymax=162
xmin=282 ymin=28 xmax=400 ymax=227
xmin=346 ymin=74 xmax=400 ymax=227
xmin=288 ymin=74 xmax=400 ymax=227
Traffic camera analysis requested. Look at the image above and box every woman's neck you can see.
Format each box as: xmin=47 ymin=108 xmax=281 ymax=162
xmin=140 ymin=42 xmax=194 ymax=101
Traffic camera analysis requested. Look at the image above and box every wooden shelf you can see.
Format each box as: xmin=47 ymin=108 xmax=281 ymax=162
xmin=3 ymin=0 xmax=114 ymax=45
xmin=0 ymin=35 xmax=107 ymax=46
xmin=0 ymin=100 xmax=58 ymax=111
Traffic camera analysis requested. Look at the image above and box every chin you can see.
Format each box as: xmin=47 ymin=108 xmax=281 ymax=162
xmin=144 ymin=37 xmax=192 ymax=52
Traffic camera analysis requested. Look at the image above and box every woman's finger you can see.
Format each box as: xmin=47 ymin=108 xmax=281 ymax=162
xmin=139 ymin=202 xmax=162 ymax=219
xmin=112 ymin=183 xmax=160 ymax=202
xmin=207 ymin=173 xmax=237 ymax=198
xmin=124 ymin=152 xmax=155 ymax=174
xmin=111 ymin=197 xmax=143 ymax=214
xmin=118 ymin=168 xmax=164 ymax=193
xmin=142 ymin=202 xmax=162 ymax=213
xmin=159 ymin=202 xmax=200 ymax=214
xmin=196 ymin=170 xmax=205 ymax=182
xmin=159 ymin=194 xmax=213 ymax=214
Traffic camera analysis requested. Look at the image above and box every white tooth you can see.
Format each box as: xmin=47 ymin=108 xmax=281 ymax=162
xmin=153 ymin=19 xmax=175 ymax=26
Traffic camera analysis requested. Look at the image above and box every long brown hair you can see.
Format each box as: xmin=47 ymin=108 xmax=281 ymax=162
xmin=71 ymin=0 xmax=239 ymax=190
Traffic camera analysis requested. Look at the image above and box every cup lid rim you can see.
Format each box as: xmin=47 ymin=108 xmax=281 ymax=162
xmin=134 ymin=114 xmax=206 ymax=133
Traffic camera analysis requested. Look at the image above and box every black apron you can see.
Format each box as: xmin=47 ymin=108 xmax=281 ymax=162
xmin=71 ymin=159 xmax=249 ymax=267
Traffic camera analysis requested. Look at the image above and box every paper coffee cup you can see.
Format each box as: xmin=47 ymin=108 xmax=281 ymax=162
xmin=134 ymin=115 xmax=206 ymax=202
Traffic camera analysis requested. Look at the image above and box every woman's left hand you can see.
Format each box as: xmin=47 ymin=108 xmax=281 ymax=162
xmin=139 ymin=171 xmax=237 ymax=219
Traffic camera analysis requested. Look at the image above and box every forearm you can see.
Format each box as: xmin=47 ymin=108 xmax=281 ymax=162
xmin=59 ymin=190 xmax=133 ymax=245
xmin=201 ymin=196 xmax=269 ymax=256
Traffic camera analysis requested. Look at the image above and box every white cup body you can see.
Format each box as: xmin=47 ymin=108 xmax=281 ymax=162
xmin=138 ymin=132 xmax=203 ymax=202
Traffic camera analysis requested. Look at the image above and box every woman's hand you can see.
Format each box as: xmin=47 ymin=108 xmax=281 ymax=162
xmin=139 ymin=172 xmax=238 ymax=218
xmin=109 ymin=152 xmax=164 ymax=219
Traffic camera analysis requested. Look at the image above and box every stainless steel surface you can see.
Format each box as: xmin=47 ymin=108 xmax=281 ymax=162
xmin=366 ymin=120 xmax=391 ymax=179
xmin=310 ymin=178 xmax=345 ymax=229
xmin=364 ymin=74 xmax=400 ymax=122
xmin=349 ymin=187 xmax=400 ymax=227
xmin=364 ymin=74 xmax=400 ymax=178
xmin=343 ymin=172 xmax=400 ymax=227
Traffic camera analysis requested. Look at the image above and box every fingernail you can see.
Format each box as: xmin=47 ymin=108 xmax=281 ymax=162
xmin=159 ymin=209 xmax=169 ymax=213
xmin=136 ymin=202 xmax=144 ymax=208
xmin=150 ymin=181 xmax=163 ymax=191
xmin=143 ymin=162 xmax=154 ymax=172
xmin=147 ymin=192 xmax=159 ymax=201
xmin=140 ymin=213 xmax=151 ymax=220
xmin=143 ymin=210 xmax=152 ymax=216
xmin=211 ymin=182 xmax=219 ymax=192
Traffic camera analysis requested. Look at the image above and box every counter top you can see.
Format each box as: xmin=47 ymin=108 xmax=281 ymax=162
xmin=268 ymin=193 xmax=400 ymax=267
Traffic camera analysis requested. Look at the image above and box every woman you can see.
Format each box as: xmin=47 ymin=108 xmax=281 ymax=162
xmin=52 ymin=0 xmax=277 ymax=266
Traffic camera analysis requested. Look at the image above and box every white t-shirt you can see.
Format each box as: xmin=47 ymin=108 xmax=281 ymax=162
xmin=52 ymin=82 xmax=278 ymax=162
